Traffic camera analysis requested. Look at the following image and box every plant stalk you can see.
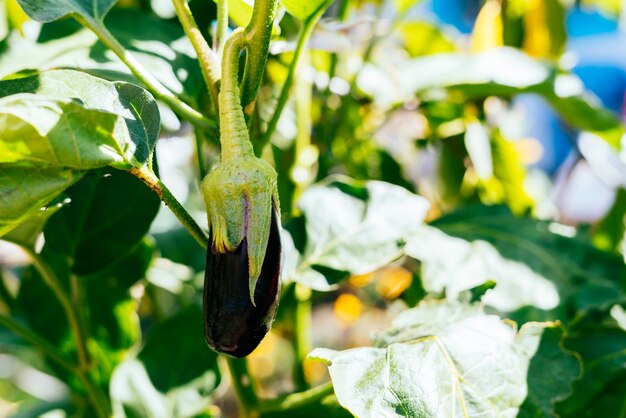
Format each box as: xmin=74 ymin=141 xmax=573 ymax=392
xmin=261 ymin=0 xmax=331 ymax=145
xmin=171 ymin=0 xmax=221 ymax=114
xmin=293 ymin=284 xmax=312 ymax=390
xmin=21 ymin=248 xmax=110 ymax=418
xmin=131 ymin=167 xmax=209 ymax=249
xmin=240 ymin=0 xmax=279 ymax=116
xmin=227 ymin=357 xmax=260 ymax=418
xmin=260 ymin=381 xmax=335 ymax=413
xmin=216 ymin=0 xmax=229 ymax=55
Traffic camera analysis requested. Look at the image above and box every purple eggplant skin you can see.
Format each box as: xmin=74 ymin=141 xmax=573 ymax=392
xmin=203 ymin=209 xmax=281 ymax=357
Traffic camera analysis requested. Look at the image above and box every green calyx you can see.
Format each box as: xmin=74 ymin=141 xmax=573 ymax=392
xmin=201 ymin=155 xmax=279 ymax=304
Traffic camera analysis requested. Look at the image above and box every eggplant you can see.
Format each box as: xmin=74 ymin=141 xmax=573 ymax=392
xmin=203 ymin=209 xmax=281 ymax=357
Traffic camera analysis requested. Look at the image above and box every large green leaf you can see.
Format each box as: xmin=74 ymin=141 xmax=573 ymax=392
xmin=0 ymin=10 xmax=205 ymax=100
xmin=557 ymin=308 xmax=626 ymax=417
xmin=16 ymin=238 xmax=154 ymax=394
xmin=0 ymin=70 xmax=159 ymax=166
xmin=0 ymin=69 xmax=160 ymax=237
xmin=110 ymin=305 xmax=221 ymax=418
xmin=42 ymin=168 xmax=161 ymax=275
xmin=16 ymin=0 xmax=117 ymax=23
xmin=311 ymin=301 xmax=579 ymax=418
xmin=289 ymin=177 xmax=429 ymax=290
xmin=406 ymin=206 xmax=626 ymax=322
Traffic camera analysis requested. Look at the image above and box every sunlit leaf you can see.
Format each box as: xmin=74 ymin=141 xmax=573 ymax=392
xmin=291 ymin=177 xmax=429 ymax=290
xmin=407 ymin=206 xmax=626 ymax=322
xmin=311 ymin=301 xmax=579 ymax=418
xmin=0 ymin=70 xmax=159 ymax=238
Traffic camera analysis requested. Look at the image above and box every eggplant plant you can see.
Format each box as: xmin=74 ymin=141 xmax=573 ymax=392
xmin=1 ymin=0 xmax=626 ymax=417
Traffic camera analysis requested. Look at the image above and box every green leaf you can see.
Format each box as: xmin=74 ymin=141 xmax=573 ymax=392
xmin=110 ymin=305 xmax=221 ymax=418
xmin=16 ymin=0 xmax=117 ymax=23
xmin=1 ymin=195 xmax=65 ymax=247
xmin=16 ymin=238 xmax=154 ymax=390
xmin=557 ymin=308 xmax=626 ymax=417
xmin=311 ymin=301 xmax=579 ymax=418
xmin=280 ymin=0 xmax=326 ymax=19
xmin=0 ymin=166 xmax=81 ymax=237
xmin=43 ymin=168 xmax=161 ymax=275
xmin=0 ymin=69 xmax=160 ymax=167
xmin=406 ymin=206 xmax=626 ymax=322
xmin=292 ymin=176 xmax=429 ymax=290
xmin=0 ymin=69 xmax=160 ymax=238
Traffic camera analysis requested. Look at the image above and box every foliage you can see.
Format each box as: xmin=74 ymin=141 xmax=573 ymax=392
xmin=1 ymin=0 xmax=626 ymax=417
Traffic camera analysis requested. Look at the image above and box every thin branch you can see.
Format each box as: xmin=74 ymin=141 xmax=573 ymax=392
xmin=227 ymin=357 xmax=260 ymax=418
xmin=20 ymin=248 xmax=110 ymax=418
xmin=216 ymin=0 xmax=229 ymax=55
xmin=172 ymin=0 xmax=221 ymax=115
xmin=261 ymin=0 xmax=331 ymax=145
xmin=260 ymin=381 xmax=335 ymax=413
xmin=240 ymin=0 xmax=279 ymax=116
xmin=130 ymin=167 xmax=209 ymax=249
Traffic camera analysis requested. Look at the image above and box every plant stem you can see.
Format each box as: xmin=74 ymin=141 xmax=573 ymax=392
xmin=75 ymin=15 xmax=216 ymax=132
xmin=216 ymin=0 xmax=229 ymax=55
xmin=24 ymin=249 xmax=89 ymax=369
xmin=240 ymin=0 xmax=279 ymax=116
xmin=227 ymin=357 xmax=260 ymax=418
xmin=219 ymin=30 xmax=255 ymax=160
xmin=21 ymin=248 xmax=110 ymax=418
xmin=171 ymin=0 xmax=221 ymax=115
xmin=0 ymin=314 xmax=75 ymax=373
xmin=261 ymin=1 xmax=331 ymax=145
xmin=195 ymin=127 xmax=208 ymax=179
xmin=132 ymin=167 xmax=209 ymax=249
xmin=293 ymin=284 xmax=312 ymax=390
xmin=259 ymin=381 xmax=335 ymax=413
